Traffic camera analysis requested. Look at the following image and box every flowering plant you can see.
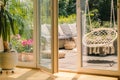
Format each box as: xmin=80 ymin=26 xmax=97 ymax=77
xmin=11 ymin=34 xmax=33 ymax=53
xmin=21 ymin=39 xmax=33 ymax=53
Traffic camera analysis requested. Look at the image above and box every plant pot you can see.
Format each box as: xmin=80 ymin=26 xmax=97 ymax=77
xmin=0 ymin=51 xmax=18 ymax=70
xmin=18 ymin=52 xmax=33 ymax=62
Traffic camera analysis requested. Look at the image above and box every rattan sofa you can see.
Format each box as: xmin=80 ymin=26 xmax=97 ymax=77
xmin=41 ymin=23 xmax=77 ymax=50
xmin=58 ymin=23 xmax=77 ymax=49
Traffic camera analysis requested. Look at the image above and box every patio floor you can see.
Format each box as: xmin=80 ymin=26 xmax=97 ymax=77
xmin=40 ymin=48 xmax=118 ymax=71
xmin=59 ymin=48 xmax=118 ymax=71
xmin=59 ymin=48 xmax=78 ymax=71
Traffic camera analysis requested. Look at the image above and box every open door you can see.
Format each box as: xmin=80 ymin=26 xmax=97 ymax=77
xmin=36 ymin=0 xmax=58 ymax=73
xmin=9 ymin=0 xmax=36 ymax=67
xmin=77 ymin=0 xmax=120 ymax=76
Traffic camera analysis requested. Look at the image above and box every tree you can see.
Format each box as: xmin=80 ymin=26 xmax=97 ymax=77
xmin=88 ymin=0 xmax=117 ymax=21
xmin=66 ymin=0 xmax=76 ymax=15
xmin=59 ymin=0 xmax=68 ymax=16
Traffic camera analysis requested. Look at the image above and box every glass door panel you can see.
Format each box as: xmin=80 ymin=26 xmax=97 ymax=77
xmin=81 ymin=0 xmax=118 ymax=71
xmin=10 ymin=0 xmax=34 ymax=66
xmin=39 ymin=0 xmax=52 ymax=70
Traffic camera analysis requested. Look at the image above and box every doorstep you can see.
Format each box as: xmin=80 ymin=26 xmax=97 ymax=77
xmin=77 ymin=74 xmax=118 ymax=80
xmin=54 ymin=72 xmax=118 ymax=80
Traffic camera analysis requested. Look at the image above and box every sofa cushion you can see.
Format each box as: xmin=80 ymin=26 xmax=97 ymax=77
xmin=58 ymin=25 xmax=65 ymax=36
xmin=41 ymin=24 xmax=50 ymax=36
xmin=41 ymin=50 xmax=66 ymax=59
xmin=60 ymin=23 xmax=72 ymax=36
xmin=45 ymin=24 xmax=51 ymax=31
xmin=68 ymin=23 xmax=77 ymax=37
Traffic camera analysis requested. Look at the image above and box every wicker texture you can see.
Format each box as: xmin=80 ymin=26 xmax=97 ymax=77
xmin=83 ymin=28 xmax=117 ymax=54
xmin=83 ymin=28 xmax=117 ymax=47
xmin=64 ymin=40 xmax=76 ymax=50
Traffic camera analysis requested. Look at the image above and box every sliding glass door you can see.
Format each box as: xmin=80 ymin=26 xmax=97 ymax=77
xmin=77 ymin=0 xmax=120 ymax=76
xmin=39 ymin=0 xmax=52 ymax=71
xmin=10 ymin=0 xmax=35 ymax=67
xmin=36 ymin=0 xmax=58 ymax=73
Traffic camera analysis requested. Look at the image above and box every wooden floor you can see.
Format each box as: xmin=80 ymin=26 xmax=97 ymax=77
xmin=0 ymin=67 xmax=118 ymax=80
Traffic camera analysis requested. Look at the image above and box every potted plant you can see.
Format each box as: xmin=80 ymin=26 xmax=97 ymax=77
xmin=19 ymin=39 xmax=33 ymax=62
xmin=11 ymin=36 xmax=33 ymax=62
xmin=0 ymin=0 xmax=18 ymax=71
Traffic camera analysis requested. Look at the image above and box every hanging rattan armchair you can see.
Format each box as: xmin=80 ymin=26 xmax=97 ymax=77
xmin=82 ymin=0 xmax=117 ymax=55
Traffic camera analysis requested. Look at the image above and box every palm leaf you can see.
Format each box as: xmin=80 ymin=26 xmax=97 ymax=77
xmin=0 ymin=17 xmax=2 ymax=37
xmin=0 ymin=0 xmax=21 ymax=52
xmin=1 ymin=10 xmax=7 ymax=41
xmin=5 ymin=10 xmax=15 ymax=35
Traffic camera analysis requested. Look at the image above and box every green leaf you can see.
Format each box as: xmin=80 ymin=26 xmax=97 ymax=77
xmin=5 ymin=10 xmax=15 ymax=35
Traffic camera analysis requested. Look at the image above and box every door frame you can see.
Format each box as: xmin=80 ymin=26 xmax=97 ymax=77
xmin=36 ymin=0 xmax=58 ymax=73
xmin=17 ymin=0 xmax=36 ymax=68
xmin=52 ymin=0 xmax=59 ymax=73
xmin=77 ymin=0 xmax=120 ymax=76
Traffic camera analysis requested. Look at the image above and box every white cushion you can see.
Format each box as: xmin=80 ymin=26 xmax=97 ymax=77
xmin=41 ymin=24 xmax=50 ymax=36
xmin=58 ymin=25 xmax=64 ymax=36
xmin=68 ymin=23 xmax=77 ymax=37
xmin=60 ymin=23 xmax=72 ymax=36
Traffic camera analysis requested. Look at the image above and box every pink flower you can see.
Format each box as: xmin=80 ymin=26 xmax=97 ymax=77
xmin=21 ymin=39 xmax=33 ymax=46
xmin=21 ymin=40 xmax=27 ymax=46
xmin=27 ymin=39 xmax=33 ymax=45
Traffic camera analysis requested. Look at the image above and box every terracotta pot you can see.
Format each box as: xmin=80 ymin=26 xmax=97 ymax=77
xmin=18 ymin=52 xmax=33 ymax=62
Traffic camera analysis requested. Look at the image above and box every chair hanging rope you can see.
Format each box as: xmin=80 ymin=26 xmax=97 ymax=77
xmin=110 ymin=0 xmax=116 ymax=28
xmin=85 ymin=0 xmax=92 ymax=30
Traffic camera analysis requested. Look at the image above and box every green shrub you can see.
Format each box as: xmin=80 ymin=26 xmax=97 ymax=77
xmin=86 ymin=21 xmax=116 ymax=33
xmin=58 ymin=14 xmax=76 ymax=24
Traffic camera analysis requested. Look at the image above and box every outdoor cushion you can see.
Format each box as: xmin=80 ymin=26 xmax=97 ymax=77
xmin=58 ymin=25 xmax=65 ymax=36
xmin=41 ymin=24 xmax=51 ymax=50
xmin=45 ymin=24 xmax=51 ymax=31
xmin=60 ymin=23 xmax=72 ymax=37
xmin=41 ymin=24 xmax=50 ymax=36
xmin=41 ymin=50 xmax=66 ymax=59
xmin=68 ymin=23 xmax=77 ymax=37
xmin=58 ymin=35 xmax=70 ymax=39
